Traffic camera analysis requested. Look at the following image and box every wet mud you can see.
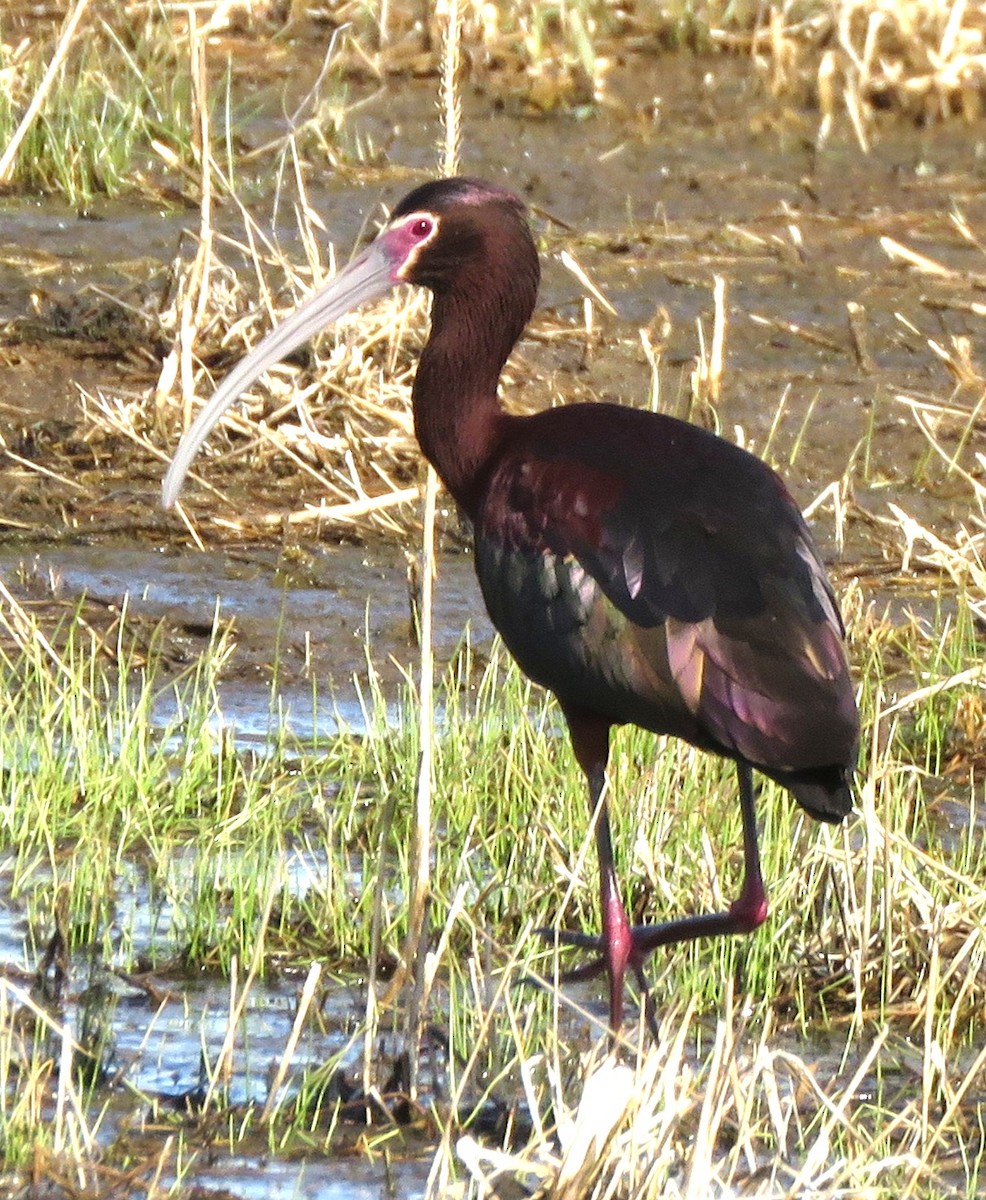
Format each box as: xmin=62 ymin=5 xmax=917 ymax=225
xmin=3 ymin=59 xmax=985 ymax=547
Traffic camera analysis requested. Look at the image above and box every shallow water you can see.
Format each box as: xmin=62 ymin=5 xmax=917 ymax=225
xmin=0 ymin=540 xmax=492 ymax=740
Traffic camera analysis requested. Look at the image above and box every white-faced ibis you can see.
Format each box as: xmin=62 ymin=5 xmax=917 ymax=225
xmin=162 ymin=177 xmax=859 ymax=1038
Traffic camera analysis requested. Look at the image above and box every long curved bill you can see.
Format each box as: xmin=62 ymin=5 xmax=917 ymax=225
xmin=161 ymin=238 xmax=400 ymax=510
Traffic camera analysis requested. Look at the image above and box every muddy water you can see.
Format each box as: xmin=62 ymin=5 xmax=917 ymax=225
xmin=2 ymin=44 xmax=985 ymax=1200
xmin=0 ymin=541 xmax=491 ymax=738
xmin=0 ymin=539 xmax=489 ymax=1198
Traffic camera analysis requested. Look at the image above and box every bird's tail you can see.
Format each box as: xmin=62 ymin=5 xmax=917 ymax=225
xmin=768 ymin=764 xmax=855 ymax=824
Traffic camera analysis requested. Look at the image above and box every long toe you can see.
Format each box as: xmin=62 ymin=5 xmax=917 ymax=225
xmin=537 ymin=925 xmax=660 ymax=1033
xmin=535 ymin=926 xmax=609 ymax=982
xmin=535 ymin=926 xmax=606 ymax=951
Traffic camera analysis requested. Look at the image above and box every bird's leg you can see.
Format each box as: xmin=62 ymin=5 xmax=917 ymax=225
xmin=629 ymin=760 xmax=769 ymax=956
xmin=537 ymin=708 xmax=656 ymax=1038
xmin=541 ymin=759 xmax=768 ymax=1039
xmin=591 ymin=766 xmax=632 ymax=1033
xmin=540 ymin=764 xmax=659 ymax=1039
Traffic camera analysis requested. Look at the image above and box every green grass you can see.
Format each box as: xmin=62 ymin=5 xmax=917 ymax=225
xmin=0 ymin=580 xmax=983 ymax=1180
xmin=5 ymin=0 xmax=980 ymax=207
xmin=1 ymin=585 xmax=983 ymax=1001
xmin=1 ymin=576 xmax=985 ymax=1194
xmin=0 ymin=16 xmax=214 ymax=207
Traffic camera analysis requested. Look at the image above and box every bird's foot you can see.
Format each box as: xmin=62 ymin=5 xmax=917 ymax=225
xmin=536 ymin=922 xmax=672 ymax=974
xmin=535 ymin=925 xmax=660 ymax=1038
xmin=537 ymin=890 xmax=771 ymax=1038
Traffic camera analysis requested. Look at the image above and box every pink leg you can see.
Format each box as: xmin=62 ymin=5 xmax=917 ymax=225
xmin=630 ymin=761 xmax=768 ymax=952
xmin=590 ymin=766 xmax=634 ymax=1033
xmin=542 ymin=757 xmax=768 ymax=1040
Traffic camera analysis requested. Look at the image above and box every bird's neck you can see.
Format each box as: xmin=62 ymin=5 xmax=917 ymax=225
xmin=412 ymin=284 xmax=530 ymax=516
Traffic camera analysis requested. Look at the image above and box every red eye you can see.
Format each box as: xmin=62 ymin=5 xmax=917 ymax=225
xmin=411 ymin=217 xmax=433 ymax=238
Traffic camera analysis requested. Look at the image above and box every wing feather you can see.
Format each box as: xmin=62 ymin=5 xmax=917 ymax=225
xmin=475 ymin=405 xmax=858 ymax=775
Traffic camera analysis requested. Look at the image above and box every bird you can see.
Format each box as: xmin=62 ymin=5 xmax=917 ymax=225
xmin=162 ymin=176 xmax=859 ymax=1039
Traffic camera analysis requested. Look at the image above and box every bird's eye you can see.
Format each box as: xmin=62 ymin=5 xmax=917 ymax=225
xmin=410 ymin=217 xmax=433 ymax=239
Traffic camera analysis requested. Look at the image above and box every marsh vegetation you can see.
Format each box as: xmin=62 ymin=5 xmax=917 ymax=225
xmin=1 ymin=1 xmax=985 ymax=1197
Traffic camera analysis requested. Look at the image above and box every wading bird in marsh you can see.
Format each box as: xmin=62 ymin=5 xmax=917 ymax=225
xmin=162 ymin=177 xmax=858 ymax=1038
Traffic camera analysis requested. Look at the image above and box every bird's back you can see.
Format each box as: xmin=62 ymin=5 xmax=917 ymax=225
xmin=472 ymin=404 xmax=858 ymax=820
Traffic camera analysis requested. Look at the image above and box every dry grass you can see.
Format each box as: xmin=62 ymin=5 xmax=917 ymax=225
xmin=3 ymin=1 xmax=985 ymax=185
xmin=3 ymin=3 xmax=986 ymax=1198
xmin=2 ymin=574 xmax=984 ymax=1198
xmin=3 ymin=2 xmax=985 ymax=551
xmin=449 ymin=1002 xmax=986 ymax=1197
xmin=207 ymin=0 xmax=986 ymax=127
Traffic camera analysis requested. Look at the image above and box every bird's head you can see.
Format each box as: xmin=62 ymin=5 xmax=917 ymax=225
xmin=161 ymin=177 xmax=536 ymax=509
xmin=386 ymin=177 xmax=533 ymax=293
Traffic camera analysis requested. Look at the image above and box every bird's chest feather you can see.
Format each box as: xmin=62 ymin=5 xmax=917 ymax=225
xmin=474 ymin=533 xmax=640 ymax=699
xmin=472 ymin=468 xmax=682 ymax=728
